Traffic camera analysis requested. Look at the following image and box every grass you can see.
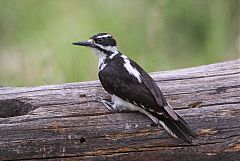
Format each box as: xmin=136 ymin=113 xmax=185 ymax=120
xmin=0 ymin=0 xmax=239 ymax=86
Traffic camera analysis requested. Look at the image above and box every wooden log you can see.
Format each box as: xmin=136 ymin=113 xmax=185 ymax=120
xmin=0 ymin=59 xmax=239 ymax=161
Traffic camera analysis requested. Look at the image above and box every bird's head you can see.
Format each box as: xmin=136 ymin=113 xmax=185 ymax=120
xmin=73 ymin=33 xmax=118 ymax=56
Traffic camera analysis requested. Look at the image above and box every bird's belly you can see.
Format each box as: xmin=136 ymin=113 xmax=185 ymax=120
xmin=111 ymin=94 xmax=159 ymax=124
xmin=111 ymin=94 xmax=140 ymax=112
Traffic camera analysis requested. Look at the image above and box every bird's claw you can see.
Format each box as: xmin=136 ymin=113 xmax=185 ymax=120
xmin=93 ymin=96 xmax=102 ymax=103
xmin=93 ymin=96 xmax=117 ymax=112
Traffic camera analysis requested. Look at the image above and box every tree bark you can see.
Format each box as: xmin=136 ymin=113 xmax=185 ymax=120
xmin=0 ymin=59 xmax=239 ymax=161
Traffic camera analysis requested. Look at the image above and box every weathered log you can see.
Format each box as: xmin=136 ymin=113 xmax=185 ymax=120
xmin=0 ymin=59 xmax=239 ymax=161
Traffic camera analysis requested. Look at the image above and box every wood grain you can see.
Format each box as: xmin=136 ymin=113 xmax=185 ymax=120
xmin=0 ymin=59 xmax=239 ymax=161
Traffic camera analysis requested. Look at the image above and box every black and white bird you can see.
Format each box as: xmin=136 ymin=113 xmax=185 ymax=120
xmin=73 ymin=33 xmax=196 ymax=143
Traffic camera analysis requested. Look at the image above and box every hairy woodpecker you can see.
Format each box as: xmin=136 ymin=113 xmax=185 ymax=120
xmin=73 ymin=33 xmax=196 ymax=143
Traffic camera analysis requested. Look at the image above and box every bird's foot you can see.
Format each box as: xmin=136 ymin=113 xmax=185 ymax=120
xmin=93 ymin=96 xmax=117 ymax=112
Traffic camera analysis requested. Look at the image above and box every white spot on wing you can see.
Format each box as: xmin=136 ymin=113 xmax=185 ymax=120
xmin=149 ymin=108 xmax=154 ymax=112
xmin=121 ymin=55 xmax=142 ymax=83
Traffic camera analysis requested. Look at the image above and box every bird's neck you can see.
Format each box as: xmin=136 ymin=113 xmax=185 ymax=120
xmin=92 ymin=46 xmax=119 ymax=71
xmin=98 ymin=53 xmax=107 ymax=70
xmin=96 ymin=51 xmax=119 ymax=71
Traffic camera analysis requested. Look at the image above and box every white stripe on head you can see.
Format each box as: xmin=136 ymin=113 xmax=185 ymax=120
xmin=97 ymin=34 xmax=112 ymax=38
xmin=121 ymin=55 xmax=142 ymax=83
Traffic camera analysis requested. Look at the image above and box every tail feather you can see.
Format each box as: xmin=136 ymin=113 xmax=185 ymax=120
xmin=160 ymin=117 xmax=193 ymax=143
xmin=176 ymin=114 xmax=197 ymax=138
xmin=149 ymin=111 xmax=196 ymax=143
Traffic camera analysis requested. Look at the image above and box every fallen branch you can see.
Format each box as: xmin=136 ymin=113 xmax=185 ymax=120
xmin=0 ymin=59 xmax=239 ymax=160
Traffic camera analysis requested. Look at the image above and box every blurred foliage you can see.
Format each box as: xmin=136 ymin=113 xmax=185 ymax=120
xmin=0 ymin=0 xmax=239 ymax=86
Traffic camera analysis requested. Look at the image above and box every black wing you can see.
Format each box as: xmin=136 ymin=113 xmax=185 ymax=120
xmin=98 ymin=55 xmax=197 ymax=143
xmin=98 ymin=55 xmax=176 ymax=119
xmin=132 ymin=60 xmax=178 ymax=120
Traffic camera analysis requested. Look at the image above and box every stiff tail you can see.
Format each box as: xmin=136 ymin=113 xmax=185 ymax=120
xmin=150 ymin=111 xmax=196 ymax=143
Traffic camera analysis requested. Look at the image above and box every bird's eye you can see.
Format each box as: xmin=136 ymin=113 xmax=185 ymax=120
xmin=96 ymin=38 xmax=103 ymax=43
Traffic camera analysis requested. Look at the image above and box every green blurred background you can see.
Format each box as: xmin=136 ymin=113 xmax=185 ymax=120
xmin=0 ymin=0 xmax=239 ymax=87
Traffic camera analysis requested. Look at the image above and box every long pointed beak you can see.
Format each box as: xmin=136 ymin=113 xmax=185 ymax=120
xmin=72 ymin=39 xmax=93 ymax=47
